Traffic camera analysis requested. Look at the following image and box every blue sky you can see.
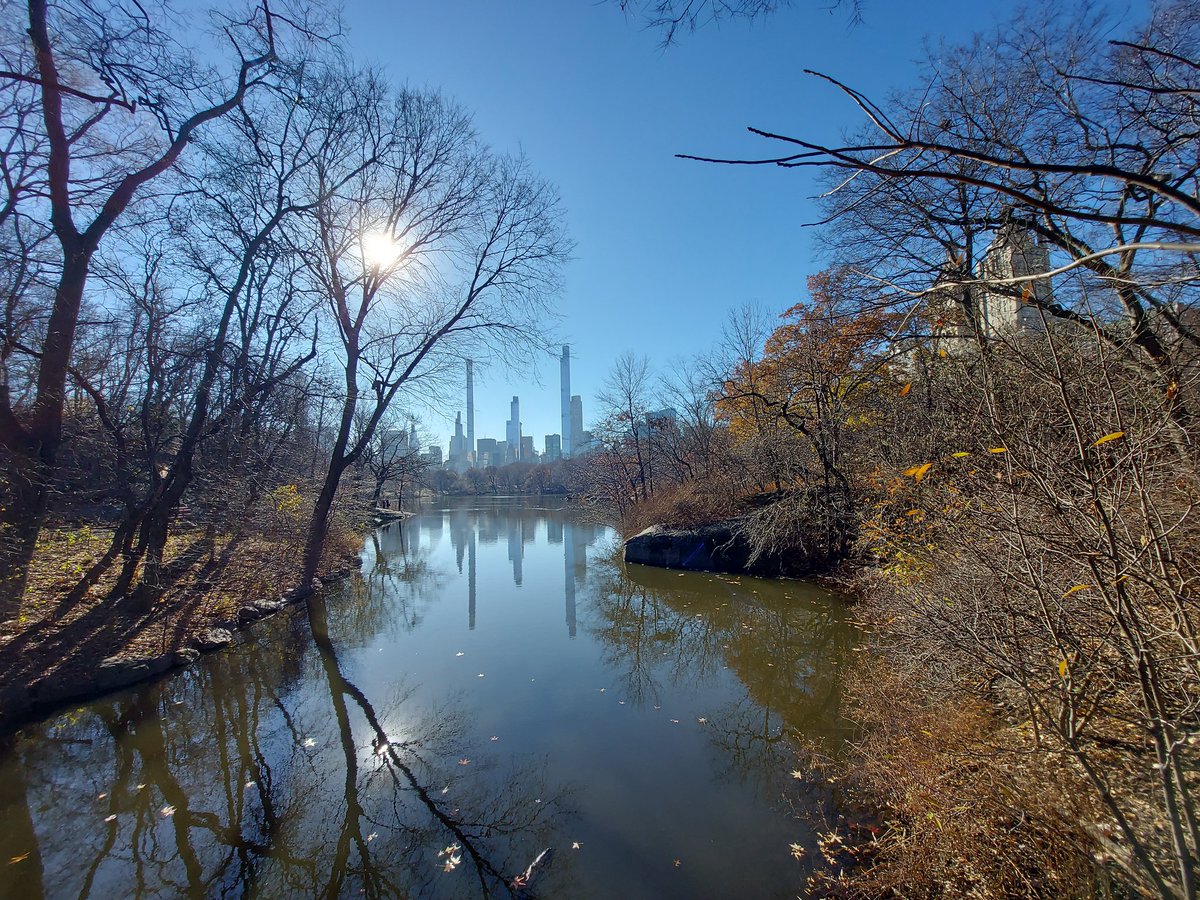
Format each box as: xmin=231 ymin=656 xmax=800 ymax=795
xmin=344 ymin=0 xmax=1005 ymax=451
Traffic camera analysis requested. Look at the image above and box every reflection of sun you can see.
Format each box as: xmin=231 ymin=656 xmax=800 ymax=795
xmin=361 ymin=230 xmax=403 ymax=268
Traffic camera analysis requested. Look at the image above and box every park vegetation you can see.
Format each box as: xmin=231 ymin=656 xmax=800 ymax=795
xmin=0 ymin=1 xmax=568 ymax=686
xmin=588 ymin=3 xmax=1200 ymax=896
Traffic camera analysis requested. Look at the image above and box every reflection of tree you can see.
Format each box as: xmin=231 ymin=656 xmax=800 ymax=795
xmin=1 ymin=573 xmax=570 ymax=898
xmin=589 ymin=560 xmax=856 ymax=784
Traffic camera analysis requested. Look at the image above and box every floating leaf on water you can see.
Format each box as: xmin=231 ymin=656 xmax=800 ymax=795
xmin=458 ymin=758 xmax=471 ymax=766
xmin=9 ymin=853 xmax=30 ymax=864
xmin=572 ymin=841 xmax=582 ymax=850
xmin=673 ymin=859 xmax=682 ymax=868
xmin=97 ymin=793 xmax=107 ymax=800
xmin=455 ymin=652 xmax=464 ymax=657
xmin=490 ymin=735 xmax=499 ymax=741
xmin=697 ymin=717 xmax=707 ymax=724
xmin=160 ymin=805 xmax=175 ymax=817
xmin=791 ymin=770 xmax=805 ymax=779
xmin=790 ymin=843 xmax=807 ymax=860
xmin=367 ymin=832 xmax=378 ymax=842
xmin=303 ymin=738 xmax=316 ymax=748
xmin=104 ymin=814 xmax=117 ymax=823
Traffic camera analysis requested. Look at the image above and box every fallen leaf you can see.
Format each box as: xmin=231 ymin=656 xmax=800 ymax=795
xmin=1059 ymin=659 xmax=1069 ymax=678
xmin=97 ymin=793 xmax=107 ymax=800
xmin=458 ymin=758 xmax=471 ymax=766
xmin=791 ymin=770 xmax=805 ymax=779
xmin=903 ymin=462 xmax=933 ymax=482
xmin=490 ymin=735 xmax=499 ymax=741
xmin=790 ymin=843 xmax=807 ymax=860
xmin=455 ymin=652 xmax=464 ymax=657
xmin=9 ymin=854 xmax=29 ymax=865
xmin=161 ymin=805 xmax=175 ymax=817
xmin=987 ymin=447 xmax=1007 ymax=454
xmin=697 ymin=717 xmax=707 ymax=724
xmin=1093 ymin=431 xmax=1125 ymax=447
xmin=572 ymin=842 xmax=582 ymax=850
xmin=951 ymin=451 xmax=971 ymax=458
xmin=303 ymin=738 xmax=316 ymax=748
xmin=899 ymin=382 xmax=912 ymax=397
xmin=367 ymin=832 xmax=378 ymax=842
xmin=1062 ymin=584 xmax=1090 ymax=598
xmin=104 ymin=814 xmax=116 ymax=823
xmin=673 ymin=859 xmax=682 ymax=868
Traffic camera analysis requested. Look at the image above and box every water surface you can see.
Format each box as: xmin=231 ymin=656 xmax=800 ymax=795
xmin=0 ymin=497 xmax=855 ymax=899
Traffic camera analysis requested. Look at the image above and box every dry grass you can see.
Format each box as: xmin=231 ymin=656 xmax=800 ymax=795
xmin=809 ymin=661 xmax=1114 ymax=899
xmin=0 ymin=506 xmax=363 ymax=706
xmin=619 ymin=479 xmax=746 ymax=537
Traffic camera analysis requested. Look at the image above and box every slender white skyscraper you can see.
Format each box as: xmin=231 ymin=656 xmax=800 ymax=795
xmin=560 ymin=345 xmax=571 ymax=457
xmin=506 ymin=395 xmax=521 ymax=463
xmin=465 ymin=359 xmax=475 ymax=466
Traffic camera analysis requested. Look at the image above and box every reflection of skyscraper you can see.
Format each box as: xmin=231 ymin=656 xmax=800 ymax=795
xmin=468 ymin=522 xmax=477 ymax=630
xmin=564 ymin=519 xmax=579 ymax=638
xmin=560 ymin=345 xmax=571 ymax=457
xmin=508 ymin=512 xmax=524 ymax=585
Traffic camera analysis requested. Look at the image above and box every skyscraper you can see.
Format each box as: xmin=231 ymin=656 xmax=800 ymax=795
xmin=465 ymin=359 xmax=475 ymax=466
xmin=545 ymin=434 xmax=561 ymax=461
xmin=449 ymin=412 xmax=466 ymax=467
xmin=570 ymin=395 xmax=583 ymax=452
xmin=506 ymin=395 xmax=521 ymax=463
xmin=560 ymin=345 xmax=572 ymax=458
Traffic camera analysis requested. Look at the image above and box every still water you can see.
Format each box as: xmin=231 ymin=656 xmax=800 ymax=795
xmin=0 ymin=497 xmax=855 ymax=899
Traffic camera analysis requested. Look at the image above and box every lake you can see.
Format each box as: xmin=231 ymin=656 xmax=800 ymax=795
xmin=0 ymin=496 xmax=856 ymax=899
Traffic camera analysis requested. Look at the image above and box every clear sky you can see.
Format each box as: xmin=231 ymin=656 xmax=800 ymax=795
xmin=342 ymin=0 xmax=1005 ymax=452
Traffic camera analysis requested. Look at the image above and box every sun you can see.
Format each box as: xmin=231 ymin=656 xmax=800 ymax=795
xmin=360 ymin=230 xmax=404 ymax=269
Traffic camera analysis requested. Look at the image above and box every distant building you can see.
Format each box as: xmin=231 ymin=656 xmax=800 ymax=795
xmin=520 ymin=435 xmax=534 ymax=462
xmin=544 ymin=433 xmax=562 ymax=461
xmin=570 ymin=395 xmax=583 ymax=449
xmin=448 ymin=412 xmax=467 ymax=468
xmin=425 ymin=445 xmax=443 ymax=465
xmin=476 ymin=437 xmax=498 ymax=468
xmin=506 ymin=396 xmax=521 ymax=463
xmin=560 ymin=345 xmax=572 ymax=457
xmin=496 ymin=440 xmax=509 ymax=466
xmin=978 ymin=221 xmax=1050 ymax=336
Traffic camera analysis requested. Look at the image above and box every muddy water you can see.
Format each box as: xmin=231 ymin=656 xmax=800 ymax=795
xmin=0 ymin=497 xmax=856 ymax=899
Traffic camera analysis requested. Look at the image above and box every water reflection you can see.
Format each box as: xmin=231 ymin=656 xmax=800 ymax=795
xmin=0 ymin=497 xmax=854 ymax=900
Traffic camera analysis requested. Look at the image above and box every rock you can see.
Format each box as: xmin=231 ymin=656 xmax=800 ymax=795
xmin=174 ymin=648 xmax=200 ymax=667
xmin=236 ymin=604 xmax=265 ymax=623
xmin=96 ymin=657 xmax=150 ymax=691
xmin=0 ymin=683 xmax=32 ymax=719
xmin=623 ymin=521 xmax=749 ymax=574
xmin=193 ymin=627 xmax=234 ymax=651
xmin=253 ymin=598 xmax=285 ymax=615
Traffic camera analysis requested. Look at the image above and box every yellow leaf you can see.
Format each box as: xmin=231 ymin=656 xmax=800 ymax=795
xmin=9 ymin=853 xmax=30 ymax=864
xmin=938 ymin=348 xmax=948 ymax=358
xmin=1058 ymin=659 xmax=1068 ymax=678
xmin=1062 ymin=584 xmax=1090 ymax=598
xmin=905 ymin=509 xmax=923 ymax=516
xmin=1092 ymin=431 xmax=1125 ymax=447
xmin=951 ymin=451 xmax=971 ymax=458
xmin=987 ymin=447 xmax=1007 ymax=454
xmin=899 ymin=382 xmax=912 ymax=397
xmin=903 ymin=462 xmax=933 ymax=482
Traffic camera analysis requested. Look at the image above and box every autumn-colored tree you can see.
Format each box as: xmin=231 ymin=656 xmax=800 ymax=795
xmin=717 ymin=268 xmax=898 ymax=559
